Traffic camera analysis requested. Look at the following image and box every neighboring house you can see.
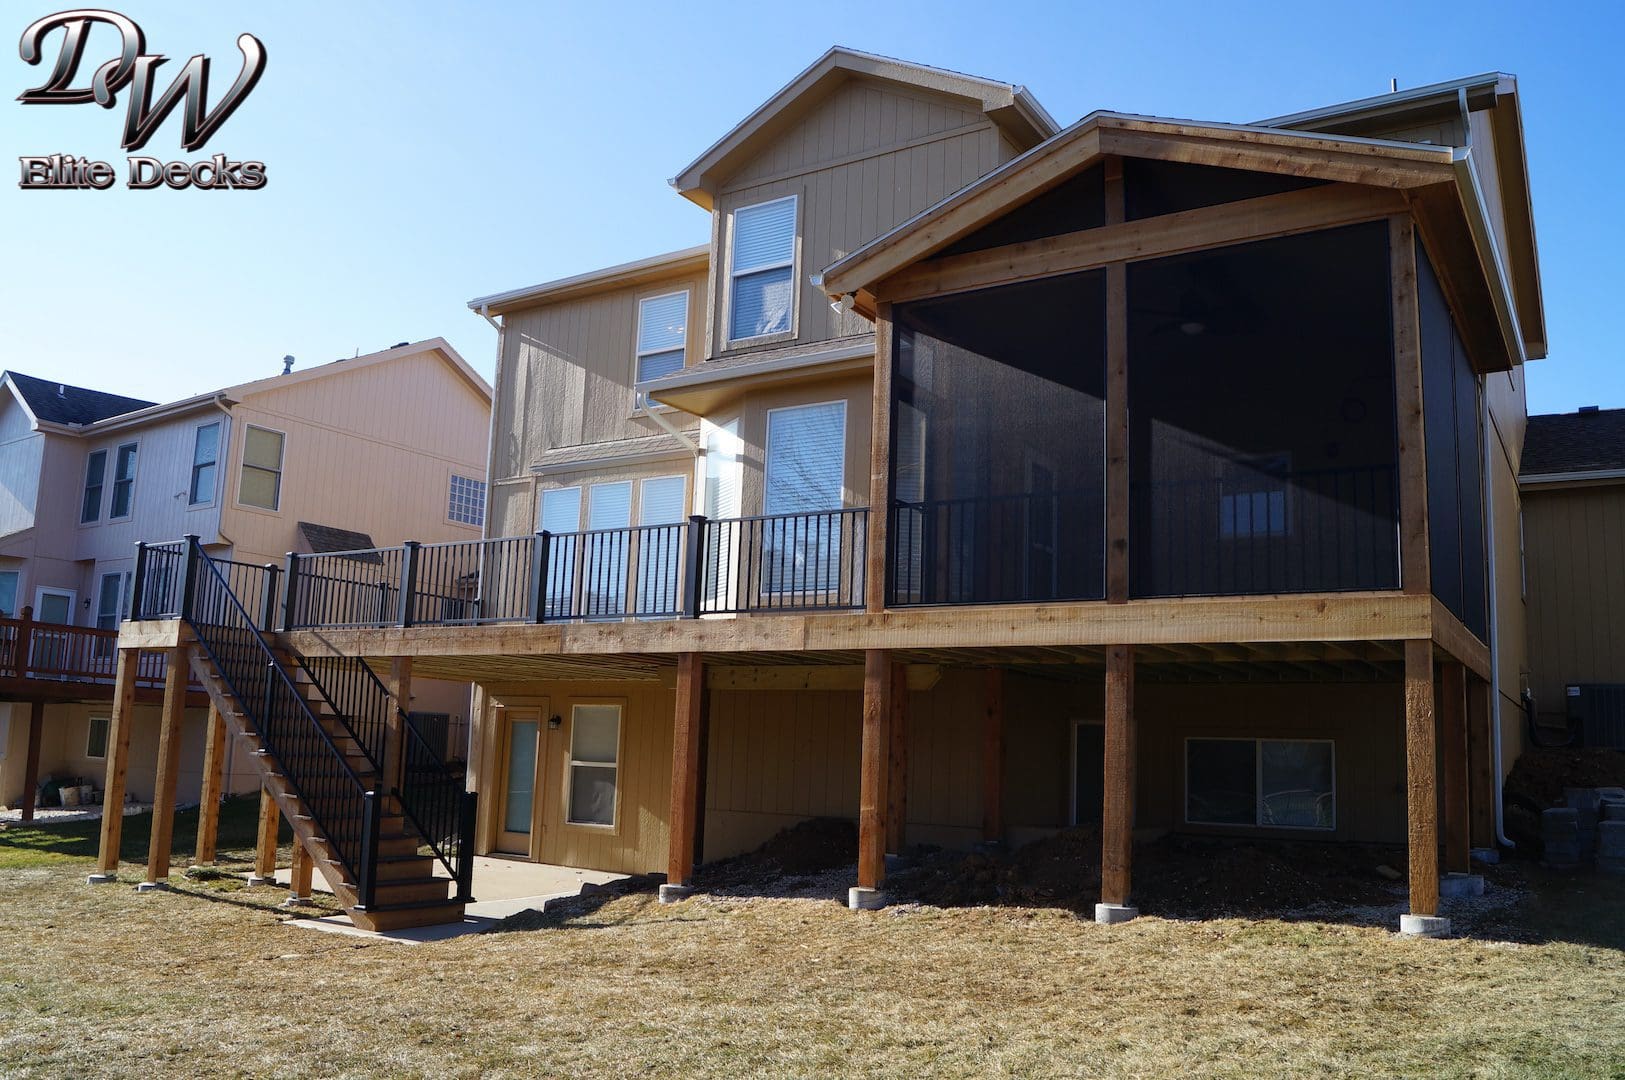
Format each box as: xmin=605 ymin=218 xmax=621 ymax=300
xmin=0 ymin=339 xmax=491 ymax=815
xmin=113 ymin=51 xmax=1544 ymax=936
xmin=1519 ymin=407 xmax=1625 ymax=744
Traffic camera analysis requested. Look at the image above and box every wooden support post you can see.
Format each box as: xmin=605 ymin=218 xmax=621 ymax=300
xmin=666 ymin=652 xmax=708 ymax=890
xmin=885 ymin=661 xmax=908 ymax=854
xmin=982 ymin=668 xmax=1005 ymax=844
xmin=194 ymin=702 xmax=227 ymax=865
xmin=1100 ymin=645 xmax=1136 ymax=908
xmin=1104 ymin=156 xmax=1130 ymax=604
xmin=865 ymin=302 xmax=894 ymax=613
xmin=1390 ymin=215 xmax=1431 ymax=596
xmin=1404 ymin=639 xmax=1440 ymax=916
xmin=1440 ymin=660 xmax=1470 ymax=875
xmin=857 ymin=649 xmax=893 ymax=891
xmin=19 ymin=700 xmax=45 ymax=822
xmin=253 ymin=785 xmax=279 ymax=883
xmin=1466 ymin=675 xmax=1495 ymax=849
xmin=144 ymin=645 xmax=190 ymax=884
xmin=289 ymin=840 xmax=314 ymax=902
xmin=381 ymin=657 xmax=413 ymax=792
xmin=91 ymin=648 xmax=142 ymax=882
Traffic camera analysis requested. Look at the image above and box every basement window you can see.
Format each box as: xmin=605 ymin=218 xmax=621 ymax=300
xmin=86 ymin=716 xmax=109 ymax=759
xmin=566 ymin=704 xmax=620 ymax=828
xmin=1185 ymin=737 xmax=1334 ymax=830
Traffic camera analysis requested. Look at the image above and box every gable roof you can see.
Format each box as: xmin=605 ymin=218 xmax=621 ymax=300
xmin=297 ymin=521 xmax=380 ymax=556
xmin=2 ymin=370 xmax=155 ymax=427
xmin=467 ymin=246 xmax=709 ymax=318
xmin=1522 ymin=409 xmax=1625 ymax=480
xmin=671 ymin=47 xmax=1058 ymax=209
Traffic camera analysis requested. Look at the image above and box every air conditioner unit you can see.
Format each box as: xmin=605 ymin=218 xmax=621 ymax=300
xmin=1565 ymin=684 xmax=1625 ymax=749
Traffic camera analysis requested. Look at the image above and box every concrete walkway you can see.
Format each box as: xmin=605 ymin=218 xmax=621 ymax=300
xmin=278 ymin=856 xmax=628 ymax=944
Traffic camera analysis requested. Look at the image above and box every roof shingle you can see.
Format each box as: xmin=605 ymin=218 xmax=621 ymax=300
xmin=1522 ymin=408 xmax=1625 ymax=477
xmin=4 ymin=371 xmax=154 ymax=426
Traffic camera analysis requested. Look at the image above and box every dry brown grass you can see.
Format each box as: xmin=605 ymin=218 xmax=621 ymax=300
xmin=0 ymin=857 xmax=1621 ymax=1078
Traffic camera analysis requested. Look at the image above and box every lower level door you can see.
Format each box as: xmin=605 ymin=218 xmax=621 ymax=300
xmin=1072 ymin=720 xmax=1105 ymax=825
xmin=496 ymin=707 xmax=545 ymax=856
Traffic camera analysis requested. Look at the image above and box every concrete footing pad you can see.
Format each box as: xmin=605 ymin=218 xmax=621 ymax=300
xmin=848 ymin=887 xmax=886 ymax=910
xmin=245 ymin=874 xmax=277 ymax=887
xmin=85 ymin=873 xmax=118 ymax=885
xmin=1440 ymin=872 xmax=1485 ymax=898
xmin=134 ymin=881 xmax=168 ymax=893
xmin=657 ymin=884 xmax=693 ymax=905
xmin=1470 ymin=847 xmax=1500 ymax=866
xmin=1399 ymin=914 xmax=1452 ymax=937
xmin=1094 ymin=903 xmax=1139 ymax=925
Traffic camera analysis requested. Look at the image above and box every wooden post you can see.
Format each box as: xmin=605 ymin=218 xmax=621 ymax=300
xmin=1100 ymin=645 xmax=1136 ymax=908
xmin=1466 ymin=675 xmax=1496 ymax=849
xmin=1390 ymin=216 xmax=1431 ymax=595
xmin=666 ymin=652 xmax=708 ymax=890
xmin=10 ymin=606 xmax=33 ymax=676
xmin=19 ymin=700 xmax=45 ymax=822
xmin=252 ymin=785 xmax=279 ymax=883
xmin=289 ymin=840 xmax=314 ymax=902
xmin=194 ymin=702 xmax=227 ymax=865
xmin=381 ymin=657 xmax=413 ymax=792
xmin=144 ymin=645 xmax=190 ymax=884
xmin=865 ymin=303 xmax=894 ymax=613
xmin=90 ymin=648 xmax=142 ymax=882
xmin=1104 ymin=156 xmax=1130 ymax=604
xmin=1440 ymin=660 xmax=1471 ymax=875
xmin=885 ymin=661 xmax=908 ymax=854
xmin=1404 ymin=639 xmax=1439 ymax=916
xmin=857 ymin=649 xmax=893 ymax=890
xmin=982 ymin=668 xmax=1005 ymax=844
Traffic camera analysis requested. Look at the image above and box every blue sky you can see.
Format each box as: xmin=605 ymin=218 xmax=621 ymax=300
xmin=1 ymin=0 xmax=1619 ymax=415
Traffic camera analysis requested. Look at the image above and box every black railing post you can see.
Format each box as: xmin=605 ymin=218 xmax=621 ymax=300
xmin=682 ymin=514 xmax=707 ymax=618
xmin=456 ymin=790 xmax=478 ymax=902
xmin=531 ymin=530 xmax=552 ymax=624
xmin=283 ymin=553 xmax=301 ymax=630
xmin=397 ymin=541 xmax=421 ymax=628
xmin=179 ymin=534 xmax=201 ymax=621
xmin=130 ymin=541 xmax=149 ymax=620
xmin=260 ymin=564 xmax=281 ymax=632
xmin=357 ymin=789 xmax=381 ymax=910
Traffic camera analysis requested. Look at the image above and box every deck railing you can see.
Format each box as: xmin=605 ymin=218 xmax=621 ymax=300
xmin=0 ymin=610 xmax=171 ymax=688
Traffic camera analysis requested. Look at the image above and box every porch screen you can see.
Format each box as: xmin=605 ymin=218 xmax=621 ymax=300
xmin=892 ymin=271 xmax=1107 ymax=605
xmin=1127 ymin=222 xmax=1399 ymax=598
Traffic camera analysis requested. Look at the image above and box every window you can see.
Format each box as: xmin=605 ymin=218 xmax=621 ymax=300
xmin=764 ymin=401 xmax=846 ymax=593
xmin=538 ymin=486 xmax=582 ymax=618
xmin=585 ymin=482 xmax=632 ymax=616
xmin=448 ymin=474 xmax=486 ymax=527
xmin=81 ymin=449 xmax=107 ymax=523
xmin=109 ymin=443 xmax=137 ymax=519
xmin=189 ymin=422 xmax=220 ymax=505
xmin=239 ymin=425 xmax=284 ymax=510
xmin=1186 ymin=738 xmax=1335 ymax=830
xmin=728 ymin=195 xmax=797 ymax=342
xmin=1218 ymin=455 xmax=1291 ymax=540
xmin=86 ymin=716 xmax=110 ymax=759
xmin=637 ymin=475 xmax=686 ymax=615
xmin=635 ymin=290 xmax=688 ymax=408
xmin=0 ymin=571 xmax=17 ymax=618
xmin=566 ymin=703 xmax=620 ymax=827
xmin=94 ymin=572 xmax=128 ymax=658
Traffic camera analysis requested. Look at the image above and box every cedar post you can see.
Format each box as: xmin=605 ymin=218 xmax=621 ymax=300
xmin=1404 ymin=640 xmax=1440 ymax=917
xmin=663 ymin=652 xmax=708 ymax=898
xmin=381 ymin=657 xmax=413 ymax=792
xmin=89 ymin=648 xmax=142 ymax=883
xmin=1466 ymin=675 xmax=1496 ymax=849
xmin=885 ymin=661 xmax=908 ymax=854
xmin=1099 ymin=645 xmax=1136 ymax=917
xmin=251 ymin=786 xmax=280 ymax=884
xmin=194 ymin=702 xmax=227 ymax=865
xmin=982 ymin=668 xmax=1005 ymax=844
xmin=289 ymin=841 xmax=314 ymax=903
xmin=19 ymin=700 xmax=45 ymax=822
xmin=865 ymin=303 xmax=894 ymax=613
xmin=855 ymin=649 xmax=893 ymax=898
xmin=143 ymin=645 xmax=191 ymax=885
xmin=1440 ymin=660 xmax=1471 ymax=875
xmin=1104 ymin=156 xmax=1130 ymax=604
xmin=1390 ymin=216 xmax=1431 ymax=595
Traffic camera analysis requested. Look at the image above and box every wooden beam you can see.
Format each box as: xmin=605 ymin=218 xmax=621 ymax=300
xmin=885 ymin=661 xmax=908 ymax=854
xmin=92 ymin=648 xmax=142 ymax=880
xmin=1101 ymin=645 xmax=1136 ymax=907
xmin=194 ymin=702 xmax=227 ymax=865
xmin=114 ymin=619 xmax=186 ymax=651
xmin=1404 ymin=639 xmax=1439 ymax=916
xmin=1096 ymin=127 xmax=1452 ymax=188
xmin=1430 ymin=598 xmax=1491 ymax=681
xmin=253 ymin=786 xmax=279 ymax=882
xmin=1440 ymin=661 xmax=1471 ymax=876
xmin=381 ymin=657 xmax=413 ymax=792
xmin=703 ymin=663 xmax=941 ymax=693
xmin=145 ymin=646 xmax=190 ymax=884
xmin=666 ymin=652 xmax=707 ymax=888
xmin=877 ymin=184 xmax=1405 ymax=305
xmin=982 ymin=667 xmax=1005 ymax=843
xmin=857 ymin=649 xmax=892 ymax=890
xmin=866 ymin=302 xmax=894 ymax=612
xmin=1466 ymin=674 xmax=1495 ymax=850
xmin=289 ymin=840 xmax=314 ymax=902
xmin=19 ymin=700 xmax=44 ymax=822
xmin=1390 ymin=215 xmax=1431 ymax=597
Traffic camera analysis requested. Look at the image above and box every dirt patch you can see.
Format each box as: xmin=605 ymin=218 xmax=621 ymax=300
xmin=695 ymin=817 xmax=857 ymax=892
xmin=1505 ymin=747 xmax=1625 ymax=811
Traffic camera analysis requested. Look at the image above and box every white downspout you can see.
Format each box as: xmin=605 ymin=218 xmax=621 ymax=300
xmin=1484 ymin=389 xmax=1514 ymax=848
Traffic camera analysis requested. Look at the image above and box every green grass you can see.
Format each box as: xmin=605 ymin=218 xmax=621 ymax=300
xmin=0 ymin=794 xmax=288 ymax=871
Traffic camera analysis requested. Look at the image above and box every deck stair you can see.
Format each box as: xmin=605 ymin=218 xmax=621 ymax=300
xmin=174 ymin=541 xmax=474 ymax=931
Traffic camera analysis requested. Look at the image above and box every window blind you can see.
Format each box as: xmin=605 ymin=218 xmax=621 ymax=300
xmin=730 ymin=196 xmax=796 ymax=340
xmin=765 ymin=402 xmax=845 ymax=514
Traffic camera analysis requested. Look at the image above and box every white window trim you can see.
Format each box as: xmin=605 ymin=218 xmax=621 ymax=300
xmin=236 ymin=423 xmax=287 ymax=513
xmin=107 ymin=441 xmax=139 ymax=522
xmin=85 ymin=716 xmax=110 ymax=759
xmin=188 ymin=420 xmax=222 ymax=508
xmin=80 ymin=447 xmax=108 ymax=525
xmin=1182 ymin=736 xmax=1336 ymax=832
xmin=563 ymin=701 xmax=623 ymax=831
xmin=633 ymin=288 xmax=690 ymax=414
xmin=447 ymin=471 xmax=486 ymax=530
xmin=33 ymin=586 xmax=76 ymax=626
xmin=0 ymin=569 xmax=19 ymax=619
xmin=724 ymin=193 xmax=800 ymax=349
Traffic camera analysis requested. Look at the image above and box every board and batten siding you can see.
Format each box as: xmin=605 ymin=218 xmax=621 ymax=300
xmin=1485 ymin=363 xmax=1529 ymax=772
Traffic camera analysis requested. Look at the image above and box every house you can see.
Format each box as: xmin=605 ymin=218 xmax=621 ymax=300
xmin=1520 ymin=407 xmax=1625 ymax=745
xmin=110 ymin=51 xmax=1543 ymax=937
xmin=1 ymin=340 xmax=492 ymax=826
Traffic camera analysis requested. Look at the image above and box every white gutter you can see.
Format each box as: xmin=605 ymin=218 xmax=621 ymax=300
xmin=1483 ymin=389 xmax=1514 ymax=849
xmin=476 ymin=303 xmax=500 ymax=332
xmin=1519 ymin=467 xmax=1625 ymax=487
